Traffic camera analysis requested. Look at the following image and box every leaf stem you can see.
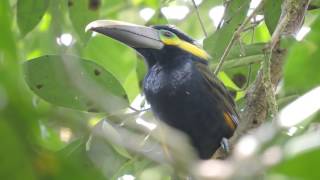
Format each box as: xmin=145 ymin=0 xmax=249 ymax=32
xmin=214 ymin=0 xmax=266 ymax=75
xmin=191 ymin=0 xmax=208 ymax=37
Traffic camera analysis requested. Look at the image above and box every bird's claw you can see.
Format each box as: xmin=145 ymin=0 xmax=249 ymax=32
xmin=220 ymin=137 xmax=230 ymax=153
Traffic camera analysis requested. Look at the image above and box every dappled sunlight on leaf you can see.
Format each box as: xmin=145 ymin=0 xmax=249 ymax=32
xmin=2 ymin=0 xmax=320 ymax=179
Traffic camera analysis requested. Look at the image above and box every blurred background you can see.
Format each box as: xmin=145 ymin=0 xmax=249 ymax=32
xmin=1 ymin=0 xmax=320 ymax=179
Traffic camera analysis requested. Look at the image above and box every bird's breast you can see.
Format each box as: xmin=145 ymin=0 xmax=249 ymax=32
xmin=143 ymin=60 xmax=232 ymax=159
xmin=143 ymin=61 xmax=194 ymax=96
xmin=143 ymin=60 xmax=207 ymax=123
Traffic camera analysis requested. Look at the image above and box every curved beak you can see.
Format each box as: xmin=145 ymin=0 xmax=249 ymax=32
xmin=85 ymin=20 xmax=164 ymax=50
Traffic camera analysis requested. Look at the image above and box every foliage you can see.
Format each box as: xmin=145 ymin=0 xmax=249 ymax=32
xmin=0 ymin=0 xmax=320 ymax=179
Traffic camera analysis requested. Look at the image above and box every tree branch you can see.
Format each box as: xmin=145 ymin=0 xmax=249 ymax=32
xmin=212 ymin=0 xmax=311 ymax=159
xmin=233 ymin=0 xmax=311 ymax=143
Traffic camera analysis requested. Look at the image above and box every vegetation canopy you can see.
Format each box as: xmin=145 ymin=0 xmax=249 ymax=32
xmin=0 ymin=0 xmax=320 ymax=179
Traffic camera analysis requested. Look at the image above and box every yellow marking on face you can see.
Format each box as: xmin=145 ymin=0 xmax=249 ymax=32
xmin=159 ymin=30 xmax=210 ymax=60
xmin=178 ymin=40 xmax=210 ymax=60
xmin=162 ymin=37 xmax=179 ymax=46
xmin=224 ymin=112 xmax=236 ymax=130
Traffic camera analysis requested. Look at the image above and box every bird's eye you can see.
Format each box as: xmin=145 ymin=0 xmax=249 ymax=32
xmin=160 ymin=30 xmax=175 ymax=38
xmin=159 ymin=30 xmax=179 ymax=45
xmin=163 ymin=31 xmax=174 ymax=38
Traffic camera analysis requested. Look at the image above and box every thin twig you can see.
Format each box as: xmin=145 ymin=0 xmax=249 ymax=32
xmin=239 ymin=63 xmax=253 ymax=91
xmin=128 ymin=106 xmax=150 ymax=112
xmin=191 ymin=0 xmax=208 ymax=37
xmin=214 ymin=0 xmax=266 ymax=75
xmin=210 ymin=54 xmax=264 ymax=70
xmin=241 ymin=19 xmax=263 ymax=32
xmin=217 ymin=0 xmax=232 ymax=29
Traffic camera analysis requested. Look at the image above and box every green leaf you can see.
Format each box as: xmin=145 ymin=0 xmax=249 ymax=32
xmin=179 ymin=0 xmax=223 ymax=38
xmin=17 ymin=0 xmax=50 ymax=36
xmin=136 ymin=56 xmax=147 ymax=89
xmin=83 ymin=36 xmax=140 ymax=101
xmin=68 ymin=0 xmax=100 ymax=42
xmin=210 ymin=43 xmax=265 ymax=94
xmin=311 ymin=0 xmax=320 ymax=7
xmin=46 ymin=138 xmax=106 ymax=180
xmin=242 ymin=22 xmax=271 ymax=43
xmin=218 ymin=72 xmax=245 ymax=101
xmin=134 ymin=0 xmax=159 ymax=9
xmin=0 ymin=0 xmax=16 ymax=60
xmin=264 ymin=0 xmax=283 ymax=34
xmin=204 ymin=0 xmax=251 ymax=62
xmin=284 ymin=16 xmax=320 ymax=94
xmin=0 ymin=120 xmax=36 ymax=180
xmin=219 ymin=43 xmax=265 ymax=62
xmin=88 ymin=123 xmax=130 ymax=177
xmin=146 ymin=10 xmax=168 ymax=26
xmin=22 ymin=12 xmax=61 ymax=59
xmin=218 ymin=72 xmax=240 ymax=91
xmin=139 ymin=165 xmax=173 ymax=180
xmin=23 ymin=55 xmax=128 ymax=112
xmin=37 ymin=122 xmax=65 ymax=151
xmin=270 ymin=149 xmax=320 ymax=180
xmin=0 ymin=2 xmax=41 ymax=179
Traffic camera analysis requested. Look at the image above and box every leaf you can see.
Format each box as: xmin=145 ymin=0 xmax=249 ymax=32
xmin=310 ymin=0 xmax=320 ymax=7
xmin=146 ymin=10 xmax=168 ymax=26
xmin=210 ymin=43 xmax=265 ymax=97
xmin=222 ymin=43 xmax=265 ymax=61
xmin=264 ymin=0 xmax=283 ymax=34
xmin=17 ymin=0 xmax=50 ymax=36
xmin=217 ymin=72 xmax=245 ymax=101
xmin=136 ymin=56 xmax=147 ymax=89
xmin=204 ymin=0 xmax=251 ymax=62
xmin=23 ymin=55 xmax=128 ymax=112
xmin=44 ymin=138 xmax=106 ymax=180
xmin=208 ymin=43 xmax=266 ymax=101
xmin=0 ymin=120 xmax=36 ymax=180
xmin=68 ymin=0 xmax=99 ymax=42
xmin=22 ymin=13 xmax=61 ymax=59
xmin=179 ymin=0 xmax=223 ymax=38
xmin=88 ymin=121 xmax=131 ymax=177
xmin=284 ymin=15 xmax=320 ymax=94
xmin=0 ymin=4 xmax=39 ymax=179
xmin=139 ymin=165 xmax=173 ymax=180
xmin=83 ymin=35 xmax=140 ymax=101
xmin=0 ymin=0 xmax=16 ymax=60
xmin=242 ymin=22 xmax=271 ymax=43
xmin=270 ymin=148 xmax=320 ymax=180
xmin=218 ymin=72 xmax=240 ymax=91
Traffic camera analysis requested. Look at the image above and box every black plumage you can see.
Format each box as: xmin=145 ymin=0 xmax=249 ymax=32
xmin=138 ymin=26 xmax=239 ymax=159
xmin=86 ymin=21 xmax=239 ymax=159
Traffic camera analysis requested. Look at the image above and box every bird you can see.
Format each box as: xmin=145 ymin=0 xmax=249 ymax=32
xmin=85 ymin=20 xmax=239 ymax=159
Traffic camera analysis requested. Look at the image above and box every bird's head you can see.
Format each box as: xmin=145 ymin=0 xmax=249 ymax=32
xmin=86 ymin=20 xmax=210 ymax=67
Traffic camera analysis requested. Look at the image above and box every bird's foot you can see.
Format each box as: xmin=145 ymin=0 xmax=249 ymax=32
xmin=220 ymin=137 xmax=230 ymax=153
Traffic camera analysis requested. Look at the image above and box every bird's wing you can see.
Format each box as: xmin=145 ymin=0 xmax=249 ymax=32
xmin=195 ymin=62 xmax=239 ymax=130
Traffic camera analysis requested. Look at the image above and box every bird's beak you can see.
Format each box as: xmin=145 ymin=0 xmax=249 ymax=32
xmin=85 ymin=20 xmax=164 ymax=50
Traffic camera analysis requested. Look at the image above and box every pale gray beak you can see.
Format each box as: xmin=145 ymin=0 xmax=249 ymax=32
xmin=85 ymin=20 xmax=164 ymax=49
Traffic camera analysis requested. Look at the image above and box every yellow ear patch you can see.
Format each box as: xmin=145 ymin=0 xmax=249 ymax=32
xmin=162 ymin=38 xmax=210 ymax=60
xmin=178 ymin=41 xmax=210 ymax=60
xmin=162 ymin=38 xmax=180 ymax=46
xmin=159 ymin=30 xmax=210 ymax=60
